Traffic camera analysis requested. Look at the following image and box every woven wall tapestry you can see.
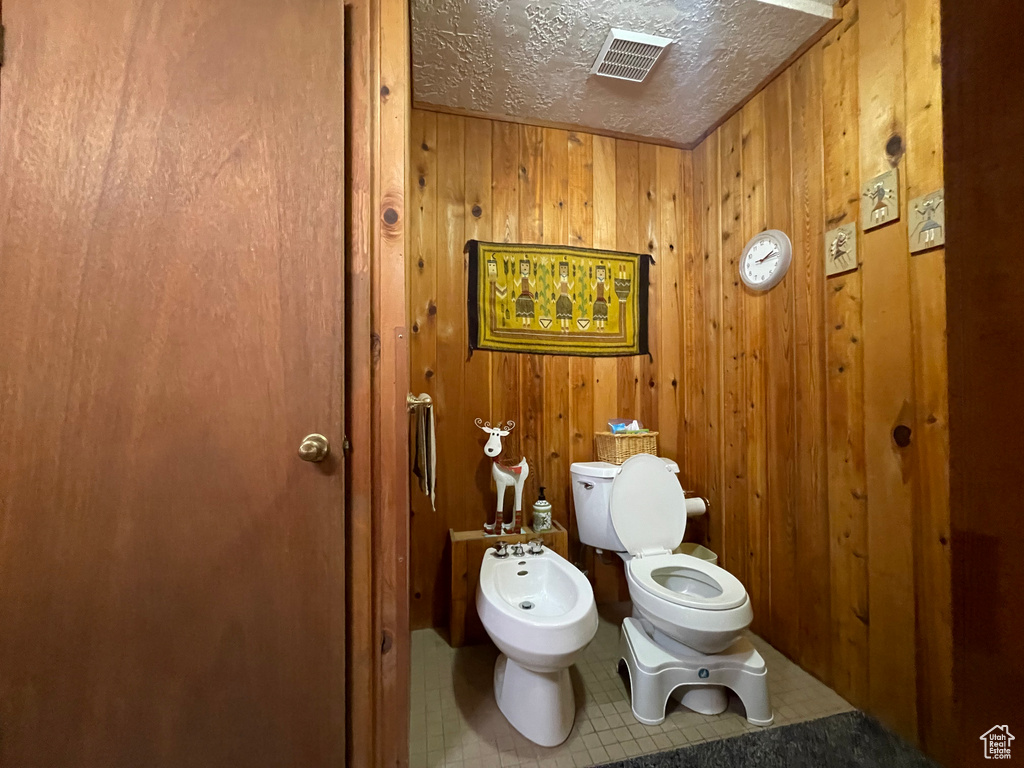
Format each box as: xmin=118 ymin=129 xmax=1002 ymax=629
xmin=466 ymin=240 xmax=650 ymax=357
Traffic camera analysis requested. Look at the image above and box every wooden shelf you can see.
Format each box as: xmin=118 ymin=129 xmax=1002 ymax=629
xmin=450 ymin=520 xmax=566 ymax=543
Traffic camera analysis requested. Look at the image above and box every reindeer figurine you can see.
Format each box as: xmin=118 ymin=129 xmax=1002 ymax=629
xmin=475 ymin=418 xmax=530 ymax=534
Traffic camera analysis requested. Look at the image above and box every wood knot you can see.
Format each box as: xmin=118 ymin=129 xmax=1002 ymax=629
xmin=380 ymin=85 xmax=390 ymax=98
xmin=893 ymin=424 xmax=912 ymax=448
xmin=370 ymin=332 xmax=381 ymax=365
xmin=383 ymin=207 xmax=399 ymax=225
xmin=885 ymin=134 xmax=904 ymax=164
xmin=472 ymin=204 xmax=482 ymax=218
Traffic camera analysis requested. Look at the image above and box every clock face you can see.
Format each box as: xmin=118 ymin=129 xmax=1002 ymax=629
xmin=740 ymin=230 xmax=792 ymax=291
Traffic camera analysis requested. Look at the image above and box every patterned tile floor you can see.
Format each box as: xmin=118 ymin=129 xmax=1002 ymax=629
xmin=409 ymin=603 xmax=853 ymax=768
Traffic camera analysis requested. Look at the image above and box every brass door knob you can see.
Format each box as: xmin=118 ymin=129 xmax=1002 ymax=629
xmin=298 ymin=433 xmax=330 ymax=462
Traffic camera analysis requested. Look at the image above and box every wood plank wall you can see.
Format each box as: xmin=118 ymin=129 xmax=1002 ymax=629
xmin=407 ymin=0 xmax=951 ymax=761
xmin=408 ymin=113 xmax=699 ymax=629
xmin=692 ymin=0 xmax=951 ymax=760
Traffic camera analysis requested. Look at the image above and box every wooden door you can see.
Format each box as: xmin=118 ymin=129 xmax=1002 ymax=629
xmin=0 ymin=1 xmax=346 ymax=765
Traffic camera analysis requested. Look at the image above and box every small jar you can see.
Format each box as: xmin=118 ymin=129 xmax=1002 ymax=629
xmin=532 ymin=486 xmax=553 ymax=533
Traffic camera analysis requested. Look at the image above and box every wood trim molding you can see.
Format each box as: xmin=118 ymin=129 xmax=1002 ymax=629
xmin=345 ymin=0 xmax=376 ymax=764
xmin=347 ymin=0 xmax=410 ymax=766
xmin=412 ymin=17 xmax=839 ymax=153
xmin=411 ymin=100 xmax=692 ymax=150
xmin=374 ymin=0 xmax=411 ymax=764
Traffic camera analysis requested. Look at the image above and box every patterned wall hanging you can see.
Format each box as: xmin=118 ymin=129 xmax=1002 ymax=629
xmin=466 ymin=240 xmax=650 ymax=357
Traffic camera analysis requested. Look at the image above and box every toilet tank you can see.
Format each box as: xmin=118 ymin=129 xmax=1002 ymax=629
xmin=570 ymin=457 xmax=680 ymax=552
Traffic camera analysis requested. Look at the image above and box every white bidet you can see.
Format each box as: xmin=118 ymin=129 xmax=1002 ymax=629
xmin=477 ymin=545 xmax=598 ymax=747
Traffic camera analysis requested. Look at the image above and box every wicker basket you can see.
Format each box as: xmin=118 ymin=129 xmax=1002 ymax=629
xmin=594 ymin=431 xmax=659 ymax=464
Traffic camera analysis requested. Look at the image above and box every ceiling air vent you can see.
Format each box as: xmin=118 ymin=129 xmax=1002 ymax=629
xmin=590 ymin=28 xmax=673 ymax=83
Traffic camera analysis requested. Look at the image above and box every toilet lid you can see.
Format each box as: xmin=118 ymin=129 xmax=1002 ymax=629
xmin=609 ymin=453 xmax=686 ymax=555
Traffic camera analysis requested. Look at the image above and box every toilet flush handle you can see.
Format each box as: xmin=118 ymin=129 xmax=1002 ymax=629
xmin=577 ymin=480 xmax=594 ymax=490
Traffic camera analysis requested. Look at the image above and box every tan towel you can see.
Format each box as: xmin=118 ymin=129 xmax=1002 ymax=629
xmin=412 ymin=394 xmax=436 ymax=510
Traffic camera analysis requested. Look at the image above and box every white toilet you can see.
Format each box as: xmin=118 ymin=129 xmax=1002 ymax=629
xmin=477 ymin=542 xmax=598 ymax=747
xmin=571 ymin=453 xmax=773 ymax=727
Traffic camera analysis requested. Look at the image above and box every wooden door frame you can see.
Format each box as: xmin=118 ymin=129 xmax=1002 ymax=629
xmin=943 ymin=1 xmax=1024 ymax=765
xmin=346 ymin=0 xmax=411 ymax=766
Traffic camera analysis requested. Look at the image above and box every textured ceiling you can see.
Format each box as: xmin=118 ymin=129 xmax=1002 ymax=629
xmin=412 ymin=0 xmax=836 ymax=147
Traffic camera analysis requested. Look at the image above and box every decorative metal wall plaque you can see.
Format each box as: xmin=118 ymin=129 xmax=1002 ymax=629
xmin=825 ymin=222 xmax=858 ymax=277
xmin=861 ymin=168 xmax=900 ymax=231
xmin=908 ymin=188 xmax=945 ymax=254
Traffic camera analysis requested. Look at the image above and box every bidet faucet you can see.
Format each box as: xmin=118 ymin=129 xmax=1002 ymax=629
xmin=493 ymin=542 xmax=509 ymax=558
xmin=528 ymin=539 xmax=544 ymax=555
xmin=510 ymin=543 xmax=525 ymax=558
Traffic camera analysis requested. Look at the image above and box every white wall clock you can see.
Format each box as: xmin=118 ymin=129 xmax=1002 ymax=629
xmin=739 ymin=229 xmax=792 ymax=291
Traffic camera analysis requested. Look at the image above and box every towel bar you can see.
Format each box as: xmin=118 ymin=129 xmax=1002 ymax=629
xmin=407 ymin=392 xmax=432 ymax=412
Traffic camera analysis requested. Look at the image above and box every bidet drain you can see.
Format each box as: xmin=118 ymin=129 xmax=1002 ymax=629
xmin=519 ymin=601 xmax=534 ymax=610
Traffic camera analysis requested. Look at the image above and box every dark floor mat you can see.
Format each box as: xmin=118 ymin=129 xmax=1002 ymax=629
xmin=598 ymin=711 xmax=937 ymax=768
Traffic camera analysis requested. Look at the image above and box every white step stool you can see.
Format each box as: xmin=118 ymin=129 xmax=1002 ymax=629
xmin=618 ymin=618 xmax=773 ymax=727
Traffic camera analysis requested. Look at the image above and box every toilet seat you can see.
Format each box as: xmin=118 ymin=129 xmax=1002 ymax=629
xmin=608 ymin=453 xmax=687 ymax=556
xmin=626 ymin=553 xmax=748 ymax=611
xmin=609 ymin=454 xmax=748 ymax=612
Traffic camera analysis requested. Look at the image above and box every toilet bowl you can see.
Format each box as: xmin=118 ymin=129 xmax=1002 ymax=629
xmin=571 ymin=453 xmax=770 ymax=727
xmin=477 ymin=544 xmax=598 ymax=747
xmin=572 ymin=453 xmax=753 ymax=653
xmin=625 ymin=552 xmax=752 ymax=653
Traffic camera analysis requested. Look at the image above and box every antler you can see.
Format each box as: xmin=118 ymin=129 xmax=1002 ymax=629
xmin=504 ymin=420 xmax=516 ymax=431
xmin=474 ymin=418 xmax=492 ymax=430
